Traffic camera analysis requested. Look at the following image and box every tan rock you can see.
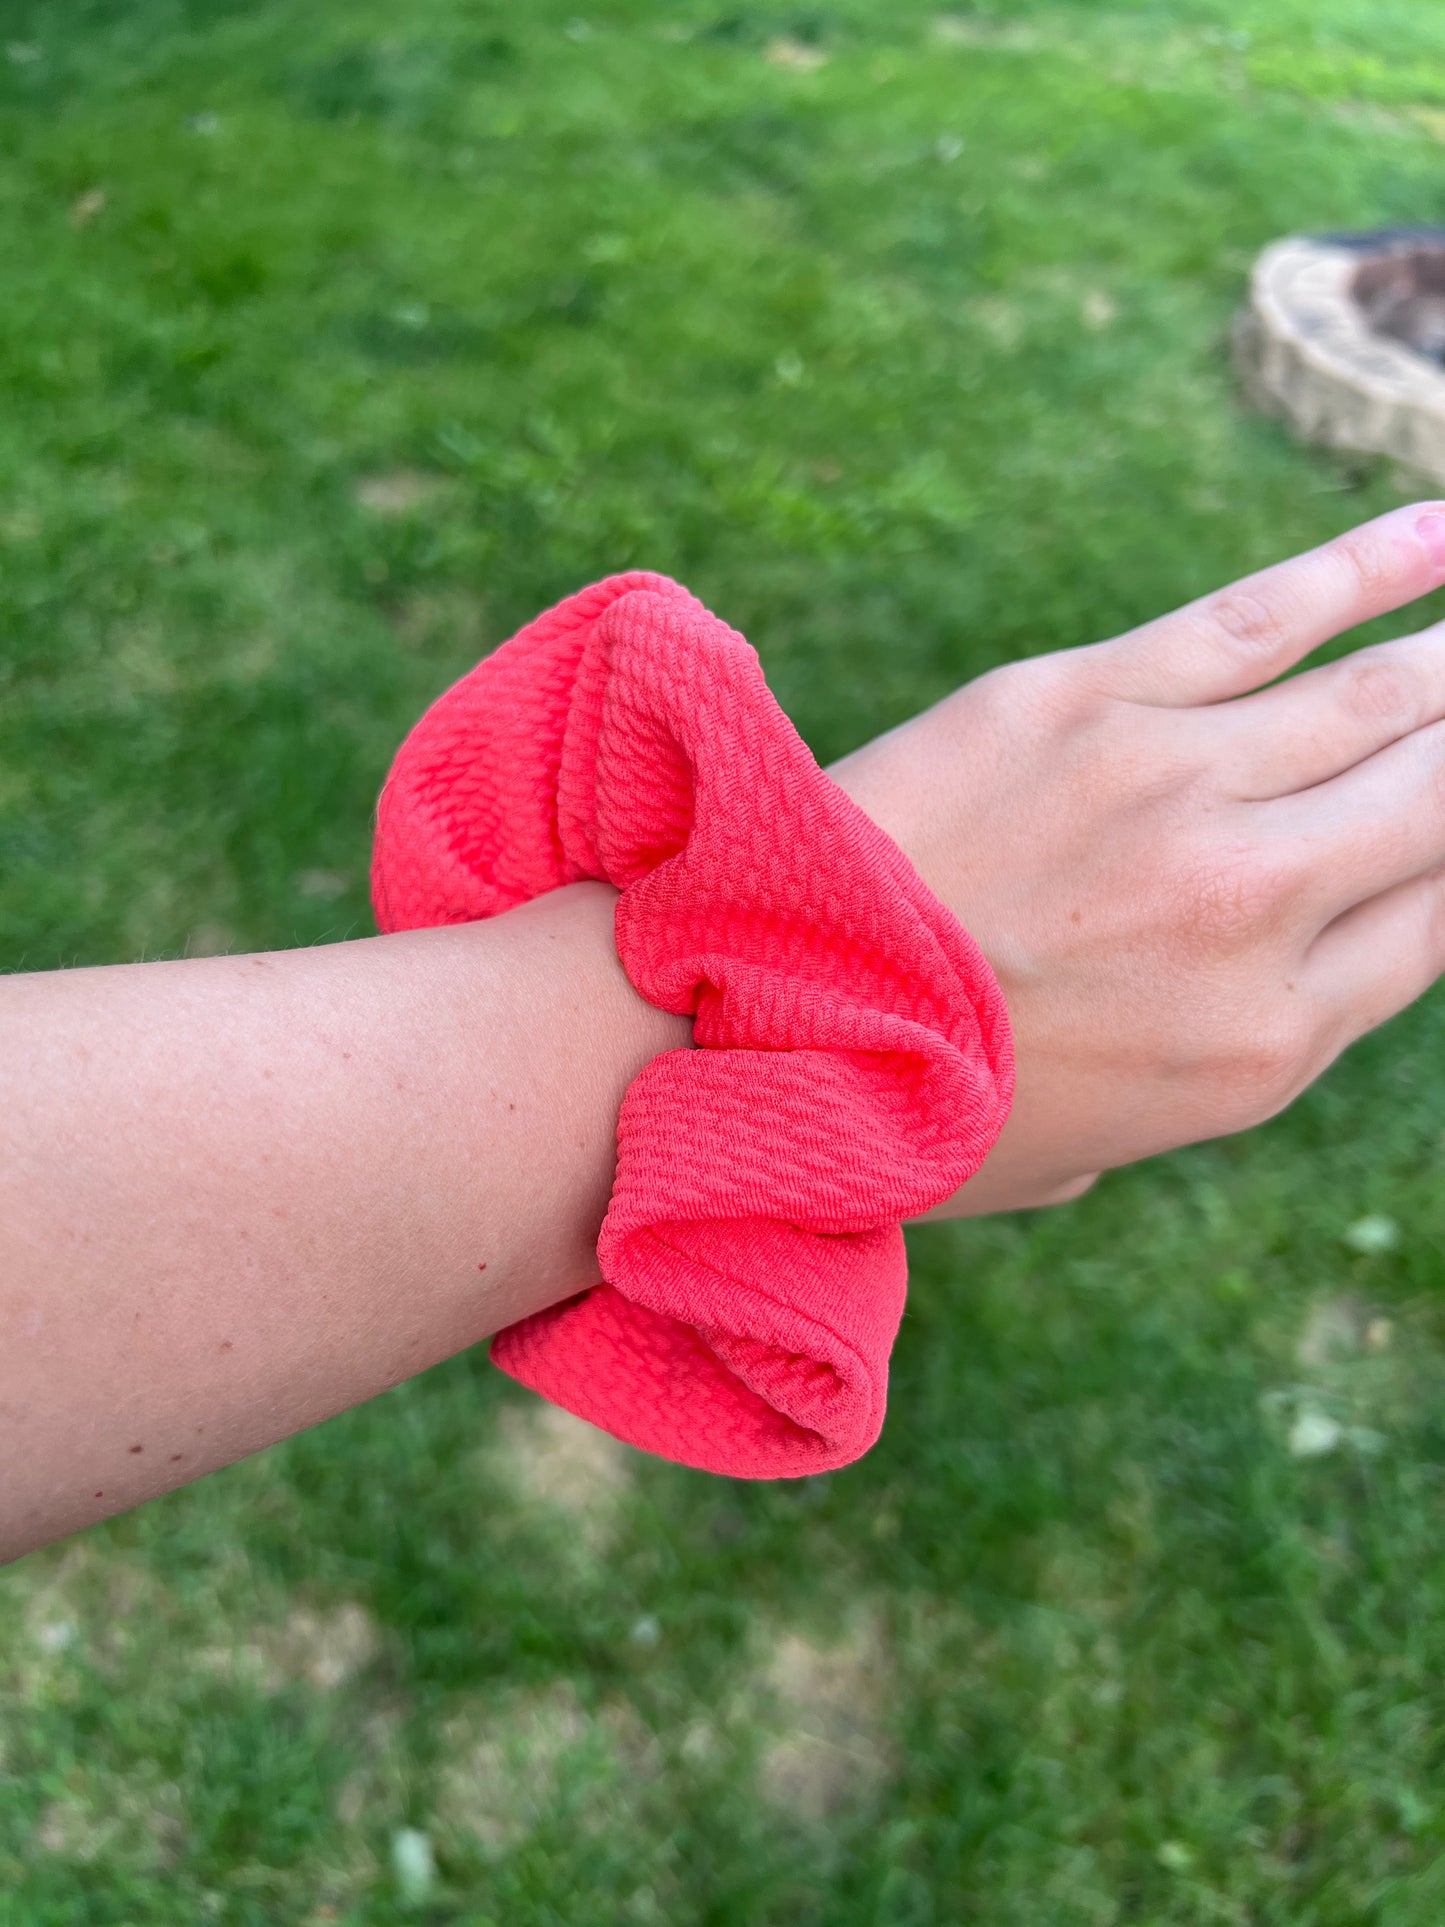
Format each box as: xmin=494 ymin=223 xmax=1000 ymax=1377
xmin=1236 ymin=232 xmax=1445 ymax=485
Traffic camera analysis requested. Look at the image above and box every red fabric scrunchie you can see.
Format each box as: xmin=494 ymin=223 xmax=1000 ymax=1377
xmin=372 ymin=573 xmax=1013 ymax=1477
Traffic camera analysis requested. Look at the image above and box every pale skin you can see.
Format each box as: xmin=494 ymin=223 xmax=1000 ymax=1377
xmin=5 ymin=503 xmax=1445 ymax=1561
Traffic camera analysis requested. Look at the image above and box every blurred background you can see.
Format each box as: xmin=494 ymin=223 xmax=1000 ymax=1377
xmin=4 ymin=1 xmax=1445 ymax=1920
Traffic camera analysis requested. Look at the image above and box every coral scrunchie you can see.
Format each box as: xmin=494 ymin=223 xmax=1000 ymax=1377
xmin=372 ymin=573 xmax=1013 ymax=1477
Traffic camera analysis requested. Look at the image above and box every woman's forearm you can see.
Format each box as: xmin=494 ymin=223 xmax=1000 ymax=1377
xmin=0 ymin=881 xmax=690 ymax=1561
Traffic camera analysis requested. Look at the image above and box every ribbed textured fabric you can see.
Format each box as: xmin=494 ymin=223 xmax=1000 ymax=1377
xmin=372 ymin=573 xmax=1013 ymax=1476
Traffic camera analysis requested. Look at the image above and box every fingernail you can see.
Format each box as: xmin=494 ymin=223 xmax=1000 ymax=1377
xmin=1417 ymin=508 xmax=1445 ymax=567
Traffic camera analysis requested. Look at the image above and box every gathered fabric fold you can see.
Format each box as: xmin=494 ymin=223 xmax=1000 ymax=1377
xmin=372 ymin=573 xmax=1013 ymax=1475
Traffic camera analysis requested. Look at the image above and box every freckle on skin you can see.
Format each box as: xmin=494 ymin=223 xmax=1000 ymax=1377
xmin=169 ymin=1453 xmax=183 ymax=1463
xmin=129 ymin=1444 xmax=143 ymax=1454
xmin=94 ymin=1491 xmax=103 ymax=1499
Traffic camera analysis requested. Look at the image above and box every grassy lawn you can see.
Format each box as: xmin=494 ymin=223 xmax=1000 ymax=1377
xmin=7 ymin=0 xmax=1445 ymax=1919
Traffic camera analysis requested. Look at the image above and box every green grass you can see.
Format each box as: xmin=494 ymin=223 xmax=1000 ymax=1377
xmin=7 ymin=0 xmax=1445 ymax=1919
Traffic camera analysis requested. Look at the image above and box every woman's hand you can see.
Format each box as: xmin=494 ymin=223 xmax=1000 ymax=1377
xmin=830 ymin=503 xmax=1445 ymax=1216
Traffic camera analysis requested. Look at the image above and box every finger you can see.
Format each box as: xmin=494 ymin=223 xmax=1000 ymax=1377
xmin=1270 ymin=715 xmax=1445 ymax=923
xmin=1220 ymin=616 xmax=1445 ymax=798
xmin=1307 ymin=864 xmax=1445 ymax=1046
xmin=1087 ymin=503 xmax=1445 ymax=708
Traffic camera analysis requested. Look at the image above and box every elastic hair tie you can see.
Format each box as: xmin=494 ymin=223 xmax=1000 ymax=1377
xmin=372 ymin=573 xmax=1013 ymax=1477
